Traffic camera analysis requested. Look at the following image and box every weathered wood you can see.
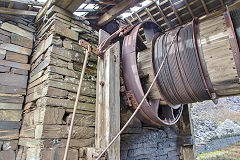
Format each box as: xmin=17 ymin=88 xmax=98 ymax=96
xmin=97 ymin=0 xmax=141 ymax=26
xmin=0 ymin=102 xmax=22 ymax=110
xmin=6 ymin=51 xmax=28 ymax=63
xmin=0 ymin=60 xmax=30 ymax=70
xmin=138 ymin=43 xmax=163 ymax=100
xmin=200 ymin=14 xmax=240 ymax=96
xmin=35 ymin=125 xmax=94 ymax=139
xmin=0 ymin=110 xmax=22 ymax=121
xmin=0 ymin=121 xmax=21 ymax=130
xmin=0 ymin=85 xmax=26 ymax=95
xmin=0 ymin=73 xmax=28 ymax=88
xmin=95 ymin=30 xmax=120 ymax=160
xmin=0 ymin=22 xmax=33 ymax=40
xmin=11 ymin=33 xmax=33 ymax=49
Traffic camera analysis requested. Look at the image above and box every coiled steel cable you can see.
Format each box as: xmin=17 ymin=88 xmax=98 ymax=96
xmin=152 ymin=23 xmax=211 ymax=106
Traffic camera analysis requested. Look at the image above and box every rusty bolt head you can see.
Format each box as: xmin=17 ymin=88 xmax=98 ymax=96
xmin=99 ymin=81 xmax=105 ymax=86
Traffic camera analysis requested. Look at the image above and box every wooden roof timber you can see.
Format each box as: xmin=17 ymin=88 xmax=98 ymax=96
xmin=0 ymin=0 xmax=44 ymax=6
xmin=125 ymin=0 xmax=237 ymax=41
xmin=97 ymin=0 xmax=142 ymax=26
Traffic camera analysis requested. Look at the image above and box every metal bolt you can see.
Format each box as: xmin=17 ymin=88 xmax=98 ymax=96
xmin=99 ymin=81 xmax=105 ymax=86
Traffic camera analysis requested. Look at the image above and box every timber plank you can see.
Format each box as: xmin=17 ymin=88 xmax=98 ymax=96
xmin=11 ymin=33 xmax=33 ymax=49
xmin=0 ymin=60 xmax=30 ymax=70
xmin=6 ymin=51 xmax=28 ymax=63
xmin=0 ymin=22 xmax=33 ymax=40
xmin=0 ymin=73 xmax=28 ymax=88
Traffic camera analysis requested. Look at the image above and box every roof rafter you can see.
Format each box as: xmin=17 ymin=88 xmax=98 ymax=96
xmin=97 ymin=0 xmax=142 ymax=26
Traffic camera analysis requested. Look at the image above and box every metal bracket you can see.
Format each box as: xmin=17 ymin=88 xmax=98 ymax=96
xmin=125 ymin=90 xmax=139 ymax=109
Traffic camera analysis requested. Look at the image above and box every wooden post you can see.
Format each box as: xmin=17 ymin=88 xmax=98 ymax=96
xmin=95 ymin=29 xmax=120 ymax=160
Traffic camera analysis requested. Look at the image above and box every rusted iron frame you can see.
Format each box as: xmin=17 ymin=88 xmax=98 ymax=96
xmin=224 ymin=7 xmax=240 ymax=81
xmin=193 ymin=18 xmax=217 ymax=103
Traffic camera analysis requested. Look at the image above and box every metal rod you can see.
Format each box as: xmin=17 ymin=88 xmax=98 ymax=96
xmin=63 ymin=45 xmax=90 ymax=160
xmin=96 ymin=33 xmax=178 ymax=160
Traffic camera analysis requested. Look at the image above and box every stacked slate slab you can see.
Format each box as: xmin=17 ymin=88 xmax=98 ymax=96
xmin=0 ymin=17 xmax=35 ymax=159
xmin=17 ymin=5 xmax=98 ymax=160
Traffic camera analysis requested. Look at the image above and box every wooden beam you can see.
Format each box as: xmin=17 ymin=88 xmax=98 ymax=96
xmin=145 ymin=8 xmax=157 ymax=23
xmin=8 ymin=2 xmax=14 ymax=8
xmin=98 ymin=0 xmax=118 ymax=5
xmin=201 ymin=0 xmax=209 ymax=14
xmin=0 ymin=0 xmax=44 ymax=6
xmin=96 ymin=29 xmax=120 ymax=160
xmin=0 ymin=7 xmax=37 ymax=16
xmin=134 ymin=12 xmax=143 ymax=22
xmin=168 ymin=0 xmax=182 ymax=25
xmin=219 ymin=0 xmax=224 ymax=7
xmin=97 ymin=0 xmax=141 ymax=26
xmin=183 ymin=0 xmax=194 ymax=18
xmin=155 ymin=3 xmax=171 ymax=28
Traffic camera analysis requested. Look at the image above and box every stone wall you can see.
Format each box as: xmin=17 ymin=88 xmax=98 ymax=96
xmin=191 ymin=96 xmax=240 ymax=157
xmin=120 ymin=110 xmax=184 ymax=160
xmin=16 ymin=5 xmax=98 ymax=160
xmin=0 ymin=15 xmax=35 ymax=159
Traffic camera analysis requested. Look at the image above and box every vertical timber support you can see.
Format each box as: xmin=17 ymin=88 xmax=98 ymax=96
xmin=95 ymin=29 xmax=121 ymax=160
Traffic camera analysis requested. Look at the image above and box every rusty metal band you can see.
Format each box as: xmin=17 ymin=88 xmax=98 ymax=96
xmin=152 ymin=23 xmax=211 ymax=106
xmin=122 ymin=21 xmax=183 ymax=126
xmin=192 ymin=19 xmax=217 ymax=103
xmin=224 ymin=7 xmax=240 ymax=80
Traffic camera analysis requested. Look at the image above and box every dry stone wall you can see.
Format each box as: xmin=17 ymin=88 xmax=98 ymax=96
xmin=0 ymin=15 xmax=35 ymax=160
xmin=15 ymin=5 xmax=98 ymax=160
